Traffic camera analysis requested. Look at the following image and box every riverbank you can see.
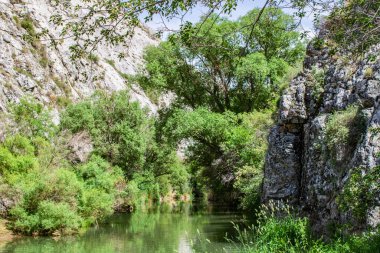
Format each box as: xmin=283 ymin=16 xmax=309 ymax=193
xmin=0 ymin=204 xmax=245 ymax=253
xmin=0 ymin=220 xmax=16 ymax=246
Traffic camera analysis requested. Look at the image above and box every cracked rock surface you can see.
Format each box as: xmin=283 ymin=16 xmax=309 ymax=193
xmin=263 ymin=34 xmax=380 ymax=232
xmin=0 ymin=0 xmax=159 ymax=115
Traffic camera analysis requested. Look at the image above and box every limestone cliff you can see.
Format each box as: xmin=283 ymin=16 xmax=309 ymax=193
xmin=0 ymin=0 xmax=158 ymax=116
xmin=263 ymin=32 xmax=380 ymax=232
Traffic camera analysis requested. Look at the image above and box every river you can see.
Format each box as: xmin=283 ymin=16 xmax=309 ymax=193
xmin=0 ymin=203 xmax=250 ymax=253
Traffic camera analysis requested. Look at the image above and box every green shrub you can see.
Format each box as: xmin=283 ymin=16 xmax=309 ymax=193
xmin=223 ymin=204 xmax=380 ymax=253
xmin=0 ymin=135 xmax=37 ymax=175
xmin=88 ymin=53 xmax=99 ymax=63
xmin=1 ymin=134 xmax=123 ymax=235
xmin=61 ymin=91 xmax=154 ymax=175
xmin=10 ymin=201 xmax=81 ymax=235
xmin=310 ymin=67 xmax=325 ymax=101
xmin=325 ymin=105 xmax=366 ymax=161
xmin=364 ymin=68 xmax=373 ymax=79
xmin=338 ymin=166 xmax=380 ymax=222
xmin=36 ymin=201 xmax=81 ymax=233
xmin=7 ymin=168 xmax=83 ymax=235
xmin=76 ymin=155 xmax=124 ymax=193
xmin=163 ymin=108 xmax=272 ymax=206
xmin=9 ymin=97 xmax=57 ymax=139
xmin=80 ymin=188 xmax=114 ymax=225
xmin=20 ymin=17 xmax=36 ymax=38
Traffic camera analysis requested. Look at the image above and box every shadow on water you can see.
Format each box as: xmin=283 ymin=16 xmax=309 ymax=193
xmin=0 ymin=203 xmax=253 ymax=253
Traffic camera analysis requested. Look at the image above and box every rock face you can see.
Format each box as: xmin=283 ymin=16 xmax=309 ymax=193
xmin=263 ymin=34 xmax=380 ymax=232
xmin=67 ymin=131 xmax=93 ymax=164
xmin=0 ymin=0 xmax=159 ymax=114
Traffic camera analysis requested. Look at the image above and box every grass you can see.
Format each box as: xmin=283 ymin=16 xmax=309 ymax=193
xmin=105 ymin=59 xmax=131 ymax=81
xmin=195 ymin=203 xmax=380 ymax=253
xmin=19 ymin=16 xmax=50 ymax=69
xmin=57 ymin=96 xmax=72 ymax=108
xmin=14 ymin=67 xmax=33 ymax=79
xmin=52 ymin=76 xmax=71 ymax=96
xmin=325 ymin=105 xmax=366 ymax=162
xmin=364 ymin=68 xmax=373 ymax=79
xmin=88 ymin=53 xmax=99 ymax=64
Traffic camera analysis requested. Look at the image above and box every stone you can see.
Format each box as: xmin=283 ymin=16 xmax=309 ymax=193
xmin=262 ymin=126 xmax=301 ymax=203
xmin=67 ymin=131 xmax=93 ymax=164
xmin=0 ymin=0 xmax=159 ymax=115
xmin=263 ymin=30 xmax=380 ymax=233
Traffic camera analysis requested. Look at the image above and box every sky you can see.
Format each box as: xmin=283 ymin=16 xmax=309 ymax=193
xmin=145 ymin=0 xmax=317 ymax=39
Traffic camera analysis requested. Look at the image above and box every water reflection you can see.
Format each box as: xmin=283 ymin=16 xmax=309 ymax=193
xmin=0 ymin=203 xmax=247 ymax=253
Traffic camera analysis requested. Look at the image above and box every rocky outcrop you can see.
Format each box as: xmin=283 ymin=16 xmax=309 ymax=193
xmin=0 ymin=0 xmax=159 ymax=114
xmin=263 ymin=34 xmax=380 ymax=232
xmin=67 ymin=131 xmax=93 ymax=164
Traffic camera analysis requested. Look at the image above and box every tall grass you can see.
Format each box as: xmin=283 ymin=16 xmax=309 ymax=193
xmin=194 ymin=202 xmax=380 ymax=253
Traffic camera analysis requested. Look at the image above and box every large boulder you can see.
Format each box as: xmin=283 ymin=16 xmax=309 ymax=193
xmin=67 ymin=131 xmax=93 ymax=164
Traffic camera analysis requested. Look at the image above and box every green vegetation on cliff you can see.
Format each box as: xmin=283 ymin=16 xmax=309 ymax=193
xmin=0 ymin=1 xmax=379 ymax=251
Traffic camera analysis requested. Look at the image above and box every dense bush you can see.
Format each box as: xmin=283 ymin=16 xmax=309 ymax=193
xmin=0 ymin=135 xmax=123 ymax=235
xmin=61 ymin=91 xmax=154 ymax=174
xmin=162 ymin=108 xmax=273 ymax=206
xmin=61 ymin=91 xmax=191 ymax=205
xmin=338 ymin=166 xmax=380 ymax=223
xmin=8 ymin=97 xmax=57 ymax=139
xmin=0 ymin=97 xmax=130 ymax=235
xmin=325 ymin=105 xmax=366 ymax=162
xmin=227 ymin=204 xmax=380 ymax=253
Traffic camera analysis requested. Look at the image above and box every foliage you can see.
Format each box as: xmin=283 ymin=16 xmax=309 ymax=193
xmin=0 ymin=135 xmax=37 ymax=175
xmin=8 ymin=97 xmax=57 ymax=139
xmin=47 ymin=0 xmax=345 ymax=60
xmin=0 ymin=97 xmax=130 ymax=235
xmin=138 ymin=8 xmax=305 ymax=113
xmin=20 ymin=16 xmax=37 ymax=43
xmin=1 ymin=137 xmax=123 ymax=235
xmin=49 ymin=0 xmax=242 ymax=59
xmin=325 ymin=105 xmax=366 ymax=161
xmin=162 ymin=108 xmax=273 ymax=205
xmin=310 ymin=66 xmax=325 ymax=101
xmin=60 ymin=91 xmax=190 ymax=206
xmin=327 ymin=0 xmax=380 ymax=53
xmin=10 ymin=201 xmax=81 ymax=235
xmin=338 ymin=166 xmax=380 ymax=222
xmin=61 ymin=91 xmax=154 ymax=175
xmin=224 ymin=203 xmax=380 ymax=253
xmin=144 ymin=143 xmax=191 ymax=196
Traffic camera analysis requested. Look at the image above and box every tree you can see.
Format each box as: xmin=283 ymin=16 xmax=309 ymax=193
xmin=138 ymin=8 xmax=305 ymax=113
xmin=61 ymin=91 xmax=155 ymax=175
xmin=48 ymin=0 xmax=341 ymax=59
xmin=162 ymin=108 xmax=273 ymax=204
xmin=326 ymin=0 xmax=380 ymax=52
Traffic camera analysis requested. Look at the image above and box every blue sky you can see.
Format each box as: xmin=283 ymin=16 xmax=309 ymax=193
xmin=145 ymin=0 xmax=316 ymax=38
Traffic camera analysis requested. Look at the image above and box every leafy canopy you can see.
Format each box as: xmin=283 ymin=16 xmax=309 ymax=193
xmin=61 ymin=91 xmax=155 ymax=175
xmin=138 ymin=8 xmax=305 ymax=113
xmin=163 ymin=108 xmax=273 ymax=205
xmin=47 ymin=0 xmax=340 ymax=59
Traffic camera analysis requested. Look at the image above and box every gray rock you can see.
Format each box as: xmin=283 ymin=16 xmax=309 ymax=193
xmin=263 ymin=126 xmax=302 ymax=203
xmin=67 ymin=131 xmax=93 ymax=164
xmin=263 ymin=33 xmax=380 ymax=232
xmin=0 ymin=0 xmax=159 ymax=115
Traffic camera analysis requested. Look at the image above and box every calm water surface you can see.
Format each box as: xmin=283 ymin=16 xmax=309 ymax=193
xmin=0 ymin=204 xmax=250 ymax=253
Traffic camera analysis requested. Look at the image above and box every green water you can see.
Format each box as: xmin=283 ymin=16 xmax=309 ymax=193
xmin=0 ymin=204 xmax=248 ymax=253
